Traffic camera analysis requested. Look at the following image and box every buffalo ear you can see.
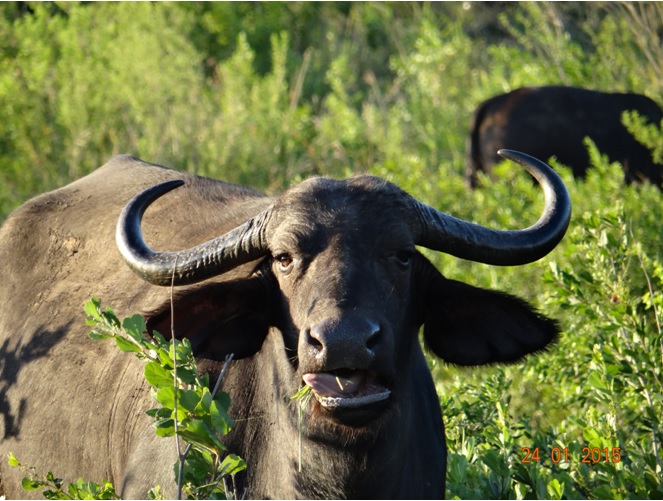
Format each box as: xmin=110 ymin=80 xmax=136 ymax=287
xmin=145 ymin=275 xmax=271 ymax=361
xmin=423 ymin=275 xmax=559 ymax=366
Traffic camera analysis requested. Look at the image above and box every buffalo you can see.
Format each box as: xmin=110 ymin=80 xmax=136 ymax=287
xmin=466 ymin=86 xmax=663 ymax=188
xmin=0 ymin=151 xmax=570 ymax=499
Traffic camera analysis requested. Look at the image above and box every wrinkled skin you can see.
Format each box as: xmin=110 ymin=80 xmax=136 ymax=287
xmin=466 ymin=85 xmax=663 ymax=189
xmin=1 ymin=156 xmax=561 ymax=499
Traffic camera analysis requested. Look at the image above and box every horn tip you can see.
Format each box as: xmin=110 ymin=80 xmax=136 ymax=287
xmin=497 ymin=149 xmax=524 ymax=162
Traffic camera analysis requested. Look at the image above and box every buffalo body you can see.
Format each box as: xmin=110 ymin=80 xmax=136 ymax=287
xmin=466 ymin=86 xmax=663 ymax=188
xmin=0 ymin=155 xmax=569 ymax=498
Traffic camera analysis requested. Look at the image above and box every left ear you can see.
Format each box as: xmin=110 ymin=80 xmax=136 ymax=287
xmin=423 ymin=273 xmax=559 ymax=366
xmin=145 ymin=274 xmax=272 ymax=361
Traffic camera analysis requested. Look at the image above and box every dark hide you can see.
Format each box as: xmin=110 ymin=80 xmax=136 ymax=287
xmin=466 ymin=85 xmax=663 ymax=188
xmin=0 ymin=156 xmax=560 ymax=499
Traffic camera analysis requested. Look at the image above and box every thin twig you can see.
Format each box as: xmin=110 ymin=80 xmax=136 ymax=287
xmin=168 ymin=258 xmax=187 ymax=500
xmin=212 ymin=353 xmax=235 ymax=398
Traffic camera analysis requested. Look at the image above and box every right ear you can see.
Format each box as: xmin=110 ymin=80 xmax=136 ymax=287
xmin=422 ymin=272 xmax=559 ymax=366
xmin=144 ymin=274 xmax=273 ymax=361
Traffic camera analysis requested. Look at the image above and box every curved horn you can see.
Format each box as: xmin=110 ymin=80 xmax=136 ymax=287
xmin=116 ymin=179 xmax=271 ymax=286
xmin=411 ymin=149 xmax=571 ymax=265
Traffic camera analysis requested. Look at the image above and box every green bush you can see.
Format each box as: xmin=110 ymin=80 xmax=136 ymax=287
xmin=0 ymin=3 xmax=207 ymax=217
xmin=439 ymin=201 xmax=663 ymax=499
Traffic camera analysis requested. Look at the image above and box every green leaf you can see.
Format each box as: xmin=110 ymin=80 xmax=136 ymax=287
xmin=177 ymin=367 xmax=199 ymax=385
xmin=145 ymin=361 xmax=174 ymax=388
xmin=147 ymin=485 xmax=163 ymax=500
xmin=122 ymin=314 xmax=147 ymax=343
xmin=43 ymin=489 xmax=69 ymax=500
xmin=546 ymin=478 xmax=563 ymax=500
xmin=157 ymin=348 xmax=174 ymax=369
xmin=21 ymin=477 xmax=45 ymax=491
xmin=7 ymin=452 xmax=20 ymax=467
xmin=88 ymin=331 xmax=113 ymax=341
xmin=178 ymin=419 xmax=225 ymax=454
xmin=480 ymin=449 xmax=508 ymax=477
xmin=151 ymin=330 xmax=168 ymax=346
xmin=114 ymin=336 xmax=141 ymax=354
xmin=101 ymin=309 xmax=121 ymax=329
xmin=179 ymin=390 xmax=201 ymax=412
xmin=100 ymin=480 xmax=118 ymax=499
xmin=170 ymin=340 xmax=194 ymax=364
xmin=174 ymin=407 xmax=188 ymax=423
xmin=587 ymin=370 xmax=610 ymax=392
xmin=68 ymin=482 xmax=80 ymax=498
xmin=154 ymin=418 xmax=175 ymax=437
xmin=291 ymin=384 xmax=313 ymax=402
xmin=594 ymin=485 xmax=614 ymax=499
xmin=583 ymin=427 xmax=601 ymax=444
xmin=214 ymin=391 xmax=231 ymax=412
xmin=181 ymin=449 xmax=215 ymax=483
xmin=195 ymin=387 xmax=213 ymax=414
xmin=84 ymin=298 xmax=102 ymax=322
xmin=155 ymin=386 xmax=176 ymax=408
xmin=210 ymin=399 xmax=234 ymax=435
xmin=219 ymin=453 xmax=247 ymax=476
xmin=146 ymin=407 xmax=172 ymax=419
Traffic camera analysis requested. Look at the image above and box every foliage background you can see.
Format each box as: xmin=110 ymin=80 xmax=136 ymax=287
xmin=1 ymin=2 xmax=662 ymax=498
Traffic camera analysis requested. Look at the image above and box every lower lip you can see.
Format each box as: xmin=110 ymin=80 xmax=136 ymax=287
xmin=317 ymin=390 xmax=391 ymax=410
xmin=319 ymin=395 xmax=392 ymax=426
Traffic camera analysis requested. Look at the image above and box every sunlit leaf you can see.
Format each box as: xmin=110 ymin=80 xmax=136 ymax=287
xmin=145 ymin=361 xmax=173 ymax=388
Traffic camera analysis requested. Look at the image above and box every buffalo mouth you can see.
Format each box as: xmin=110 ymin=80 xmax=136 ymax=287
xmin=302 ymin=370 xmax=391 ymax=425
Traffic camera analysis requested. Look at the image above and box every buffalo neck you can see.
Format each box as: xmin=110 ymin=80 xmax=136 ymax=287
xmin=220 ymin=331 xmax=446 ymax=499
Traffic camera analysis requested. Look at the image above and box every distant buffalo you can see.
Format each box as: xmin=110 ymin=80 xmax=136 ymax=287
xmin=466 ymin=86 xmax=663 ymax=188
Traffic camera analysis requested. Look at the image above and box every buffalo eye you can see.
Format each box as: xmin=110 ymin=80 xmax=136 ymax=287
xmin=393 ymin=249 xmax=414 ymax=268
xmin=274 ymin=253 xmax=294 ymax=272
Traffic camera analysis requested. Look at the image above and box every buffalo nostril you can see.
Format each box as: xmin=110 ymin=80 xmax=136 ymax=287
xmin=307 ymin=327 xmax=324 ymax=352
xmin=366 ymin=321 xmax=382 ymax=352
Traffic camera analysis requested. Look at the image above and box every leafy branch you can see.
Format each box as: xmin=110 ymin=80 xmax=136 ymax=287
xmin=8 ymin=298 xmax=246 ymax=500
xmin=84 ymin=297 xmax=246 ymax=499
xmin=7 ymin=452 xmax=119 ymax=500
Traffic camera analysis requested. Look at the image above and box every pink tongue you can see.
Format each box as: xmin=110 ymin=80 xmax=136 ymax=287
xmin=303 ymin=372 xmax=364 ymax=398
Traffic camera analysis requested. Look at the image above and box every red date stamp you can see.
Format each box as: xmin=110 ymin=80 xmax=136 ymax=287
xmin=521 ymin=447 xmax=622 ymax=464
